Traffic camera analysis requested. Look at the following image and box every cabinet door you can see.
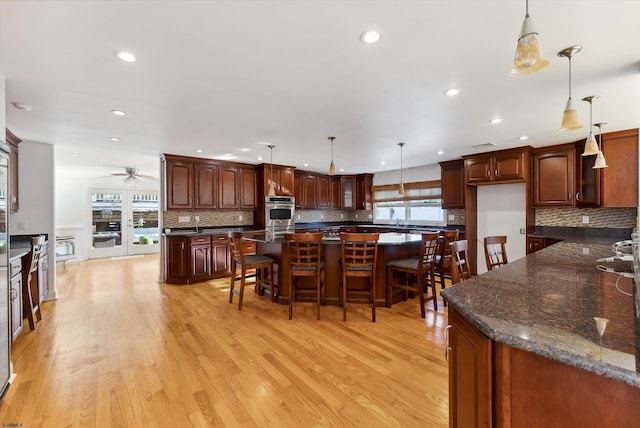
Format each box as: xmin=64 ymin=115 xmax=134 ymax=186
xmin=166 ymin=160 xmax=194 ymax=210
xmin=194 ymin=163 xmax=218 ymax=209
xmin=465 ymin=156 xmax=492 ymax=184
xmin=329 ymin=176 xmax=341 ymax=209
xmin=165 ymin=237 xmax=189 ymax=283
xmin=212 ymin=236 xmax=229 ymax=274
xmin=316 ymin=175 xmax=330 ymax=209
xmin=341 ymin=177 xmax=356 ymax=210
xmin=448 ymin=308 xmax=492 ymax=428
xmin=574 ymin=142 xmax=601 ymax=207
xmin=279 ymin=168 xmax=295 ymax=196
xmin=527 ymin=237 xmax=545 ymax=254
xmin=493 ymin=151 xmax=526 ymax=181
xmin=239 ymin=167 xmax=258 ymax=209
xmin=218 ymin=166 xmax=239 ymax=209
xmin=294 ymin=174 xmax=303 ymax=208
xmin=10 ymin=274 xmax=22 ymax=342
xmin=356 ymin=174 xmax=373 ymax=210
xmin=533 ymin=149 xmax=574 ymax=206
xmin=601 ymin=129 xmax=639 ymax=207
xmin=441 ymin=160 xmax=465 ymax=209
xmin=190 ymin=238 xmax=212 ymax=282
xmin=302 ymin=174 xmax=317 ymax=209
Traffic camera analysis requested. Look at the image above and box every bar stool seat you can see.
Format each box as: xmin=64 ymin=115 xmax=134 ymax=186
xmin=229 ymin=232 xmax=275 ymax=310
xmin=386 ymin=232 xmax=440 ymax=317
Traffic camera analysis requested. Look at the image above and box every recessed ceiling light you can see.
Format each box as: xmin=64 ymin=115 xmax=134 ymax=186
xmin=241 ymin=148 xmax=250 ymax=152
xmin=115 ymin=51 xmax=136 ymax=63
xmin=360 ymin=30 xmax=381 ymax=44
xmin=340 ymin=168 xmax=345 ymax=172
xmin=111 ymin=109 xmax=126 ymax=116
xmin=489 ymin=117 xmax=503 ymax=124
xmin=12 ymin=102 xmax=32 ymax=111
xmin=437 ymin=150 xmax=444 ymax=155
xmin=71 ymin=153 xmax=80 ymax=157
xmin=195 ymin=149 xmax=203 ymax=153
xmin=304 ymin=163 xmax=309 ymax=167
xmin=257 ymin=155 xmax=263 ymax=161
xmin=109 ymin=137 xmax=121 ymax=142
xmin=518 ymin=135 xmax=529 ymax=140
xmin=215 ymin=154 xmax=235 ymax=160
xmin=381 ymin=161 xmax=386 ymax=165
xmin=445 ymin=88 xmax=461 ymax=97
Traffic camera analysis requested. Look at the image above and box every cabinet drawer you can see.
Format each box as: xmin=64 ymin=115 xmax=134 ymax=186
xmin=189 ymin=236 xmax=211 ymax=245
xmin=10 ymin=258 xmax=22 ymax=278
xmin=212 ymin=235 xmax=229 ymax=243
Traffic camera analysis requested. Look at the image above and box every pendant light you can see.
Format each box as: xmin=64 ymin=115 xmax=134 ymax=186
xmin=581 ymin=95 xmax=600 ymax=156
xmin=593 ymin=122 xmax=608 ymax=169
xmin=509 ymin=0 xmax=549 ymax=76
xmin=398 ymin=142 xmax=405 ymax=195
xmin=558 ymin=45 xmax=583 ymax=131
xmin=267 ymin=144 xmax=276 ymax=196
xmin=328 ymin=136 xmax=336 ymax=175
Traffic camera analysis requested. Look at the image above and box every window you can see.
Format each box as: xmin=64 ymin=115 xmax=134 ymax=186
xmin=373 ymin=180 xmax=446 ymax=226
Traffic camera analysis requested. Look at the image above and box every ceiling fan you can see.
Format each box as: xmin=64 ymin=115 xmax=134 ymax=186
xmin=106 ymin=167 xmax=158 ymax=182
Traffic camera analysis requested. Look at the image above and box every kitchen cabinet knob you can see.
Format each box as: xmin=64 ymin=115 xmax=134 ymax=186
xmin=495 ymin=169 xmax=498 ymax=177
xmin=10 ymin=289 xmax=16 ymax=301
xmin=444 ymin=325 xmax=452 ymax=362
xmin=576 ymin=192 xmax=580 ymax=201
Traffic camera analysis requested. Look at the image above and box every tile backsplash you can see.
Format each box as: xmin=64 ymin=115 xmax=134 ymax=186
xmin=163 ymin=210 xmax=254 ymax=229
xmin=535 ymin=207 xmax=637 ymax=229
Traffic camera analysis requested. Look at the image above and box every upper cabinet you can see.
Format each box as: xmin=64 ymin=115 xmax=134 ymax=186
xmin=162 ymin=154 xmax=258 ymax=210
xmin=356 ymin=174 xmax=373 ymax=210
xmin=464 ymin=148 xmax=531 ymax=185
xmin=600 ymin=128 xmax=638 ymax=207
xmin=533 ymin=145 xmax=575 ymax=207
xmin=341 ymin=176 xmax=356 ymax=210
xmin=259 ymin=164 xmax=295 ymax=197
xmin=6 ymin=129 xmax=19 ymax=212
xmin=574 ymin=140 xmax=601 ymax=207
xmin=329 ymin=176 xmax=341 ymax=209
xmin=440 ymin=159 xmax=465 ymax=209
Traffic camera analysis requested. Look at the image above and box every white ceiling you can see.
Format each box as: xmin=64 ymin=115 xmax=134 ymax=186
xmin=1 ymin=0 xmax=639 ymax=179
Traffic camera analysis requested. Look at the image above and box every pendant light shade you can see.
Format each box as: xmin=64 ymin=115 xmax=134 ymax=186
xmin=398 ymin=142 xmax=405 ymax=195
xmin=267 ymin=144 xmax=276 ymax=196
xmin=558 ymin=45 xmax=583 ymax=131
xmin=509 ymin=0 xmax=549 ymax=76
xmin=581 ymin=95 xmax=600 ymax=156
xmin=328 ymin=136 xmax=336 ymax=176
xmin=593 ymin=122 xmax=608 ymax=169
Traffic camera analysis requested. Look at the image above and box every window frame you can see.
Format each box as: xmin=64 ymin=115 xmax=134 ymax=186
xmin=372 ymin=180 xmax=447 ymax=226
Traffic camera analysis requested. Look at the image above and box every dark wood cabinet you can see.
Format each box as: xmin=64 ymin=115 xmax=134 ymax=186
xmin=261 ymin=164 xmax=296 ymax=197
xmin=279 ymin=167 xmax=295 ymax=196
xmin=533 ymin=145 xmax=574 ymax=207
xmin=601 ymin=128 xmax=638 ymax=207
xmin=218 ymin=166 xmax=239 ymax=209
xmin=329 ymin=176 xmax=341 ymax=209
xmin=194 ymin=163 xmax=218 ymax=209
xmin=239 ymin=167 xmax=258 ymax=209
xmin=341 ymin=176 xmax=356 ymax=210
xmin=7 ymin=129 xmax=20 ymax=212
xmin=440 ymin=159 xmax=465 ymax=209
xmin=301 ymin=174 xmax=317 ymax=209
xmin=189 ymin=236 xmax=211 ymax=282
xmin=165 ymin=236 xmax=189 ymax=284
xmin=464 ymin=148 xmax=530 ymax=185
xmin=447 ymin=307 xmax=492 ymax=428
xmin=165 ymin=158 xmax=194 ymax=210
xmin=356 ymin=174 xmax=373 ymax=210
xmin=316 ymin=175 xmax=330 ymax=209
xmin=211 ymin=235 xmax=229 ymax=274
xmin=9 ymin=257 xmax=22 ymax=342
xmin=527 ymin=237 xmax=545 ymax=254
xmin=575 ymin=140 xmax=601 ymax=206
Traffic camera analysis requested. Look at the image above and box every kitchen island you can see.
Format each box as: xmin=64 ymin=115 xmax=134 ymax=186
xmin=441 ymin=237 xmax=640 ymax=427
xmin=255 ymin=232 xmax=423 ymax=307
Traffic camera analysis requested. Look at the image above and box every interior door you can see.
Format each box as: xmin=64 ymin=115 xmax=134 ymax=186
xmin=88 ymin=189 xmax=159 ymax=258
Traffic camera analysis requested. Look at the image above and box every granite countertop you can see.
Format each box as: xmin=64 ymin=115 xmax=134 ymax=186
xmin=441 ymin=237 xmax=639 ymax=387
xmin=247 ymin=231 xmax=424 ymax=245
xmin=163 ymin=227 xmax=242 ymax=237
xmin=10 ymin=248 xmax=30 ymax=261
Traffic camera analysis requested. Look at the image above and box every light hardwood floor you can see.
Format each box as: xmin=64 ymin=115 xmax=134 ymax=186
xmin=0 ymin=255 xmax=449 ymax=427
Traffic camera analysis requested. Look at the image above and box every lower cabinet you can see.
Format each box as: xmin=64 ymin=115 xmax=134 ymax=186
xmin=527 ymin=237 xmax=562 ymax=254
xmin=10 ymin=257 xmax=23 ymax=342
xmin=165 ymin=234 xmax=229 ymax=284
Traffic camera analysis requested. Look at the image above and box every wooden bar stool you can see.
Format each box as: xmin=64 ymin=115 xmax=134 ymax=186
xmin=450 ymin=239 xmax=472 ymax=284
xmin=435 ymin=229 xmax=459 ymax=305
xmin=340 ymin=232 xmax=379 ymax=322
xmin=386 ymin=232 xmax=440 ymax=317
xmin=229 ymin=232 xmax=275 ymax=310
xmin=22 ymin=235 xmax=45 ymax=330
xmin=285 ymin=232 xmax=325 ymax=320
xmin=484 ymin=235 xmax=508 ymax=270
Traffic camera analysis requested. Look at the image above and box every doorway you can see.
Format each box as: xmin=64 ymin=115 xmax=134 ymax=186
xmin=88 ymin=189 xmax=160 ymax=258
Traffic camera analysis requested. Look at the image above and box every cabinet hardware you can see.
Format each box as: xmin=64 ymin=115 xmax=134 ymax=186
xmin=444 ymin=325 xmax=452 ymax=362
xmin=495 ymin=169 xmax=498 ymax=177
xmin=576 ymin=192 xmax=580 ymax=201
xmin=10 ymin=289 xmax=17 ymax=301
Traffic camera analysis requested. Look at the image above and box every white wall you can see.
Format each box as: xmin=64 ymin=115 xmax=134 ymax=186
xmin=55 ymin=165 xmax=159 ymax=260
xmin=0 ymin=71 xmax=5 ymax=137
xmin=476 ymin=183 xmax=527 ymax=274
xmin=10 ymin=141 xmax=57 ymax=298
xmin=373 ymin=164 xmax=441 ymax=185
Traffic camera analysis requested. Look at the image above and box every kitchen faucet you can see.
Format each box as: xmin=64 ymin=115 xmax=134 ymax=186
xmin=396 ymin=218 xmax=402 ymax=227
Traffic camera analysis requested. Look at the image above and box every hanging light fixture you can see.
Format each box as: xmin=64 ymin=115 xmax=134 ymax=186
xmin=593 ymin=122 xmax=608 ymax=169
xmin=267 ymin=144 xmax=276 ymax=196
xmin=581 ymin=95 xmax=600 ymax=156
xmin=509 ymin=0 xmax=549 ymax=76
xmin=558 ymin=45 xmax=583 ymax=131
xmin=328 ymin=136 xmax=336 ymax=175
xmin=398 ymin=142 xmax=405 ymax=195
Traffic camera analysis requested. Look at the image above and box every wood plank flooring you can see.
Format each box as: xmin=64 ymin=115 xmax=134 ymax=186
xmin=0 ymin=255 xmax=449 ymax=427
